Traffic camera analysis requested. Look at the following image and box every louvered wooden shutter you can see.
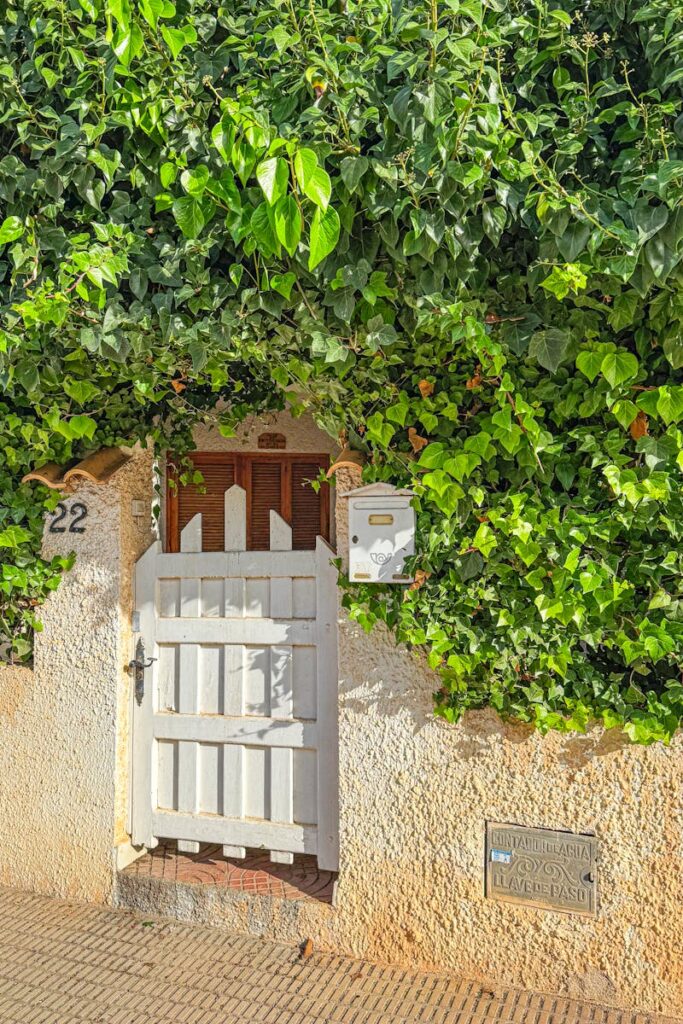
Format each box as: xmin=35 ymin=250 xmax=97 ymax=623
xmin=170 ymin=453 xmax=329 ymax=552
xmin=291 ymin=460 xmax=325 ymax=550
xmin=249 ymin=460 xmax=282 ymax=550
xmin=176 ymin=457 xmax=235 ymax=552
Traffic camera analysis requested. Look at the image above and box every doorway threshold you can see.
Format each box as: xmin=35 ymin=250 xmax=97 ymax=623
xmin=121 ymin=842 xmax=335 ymax=903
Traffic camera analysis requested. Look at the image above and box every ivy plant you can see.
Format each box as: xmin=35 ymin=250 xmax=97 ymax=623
xmin=2 ymin=0 xmax=683 ymax=742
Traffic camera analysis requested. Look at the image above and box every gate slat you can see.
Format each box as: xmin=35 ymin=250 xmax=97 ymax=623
xmin=225 ymin=485 xmax=246 ymax=550
xmin=176 ymin=643 xmax=200 ymax=853
xmin=269 ymin=746 xmax=294 ymax=864
xmin=270 ymin=578 xmax=293 ymax=618
xmin=180 ymin=513 xmax=202 ymax=553
xmin=155 ymin=618 xmax=315 ymax=645
xmin=224 ymin=644 xmax=244 ymax=715
xmin=222 ymin=745 xmax=246 ymax=859
xmin=154 ymin=713 xmax=316 ymax=746
xmin=315 ymin=537 xmax=340 ymax=872
xmin=269 ymin=509 xmax=292 ymax=551
xmin=131 ymin=540 xmax=161 ymax=849
xmin=155 ymin=550 xmax=316 ymax=577
xmin=176 ymin=516 xmax=202 ymax=854
xmin=153 ymin=811 xmax=316 ymax=853
xmin=270 ymin=647 xmax=293 ymax=720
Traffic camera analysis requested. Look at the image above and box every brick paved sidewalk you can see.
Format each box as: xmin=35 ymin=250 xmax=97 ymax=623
xmin=0 ymin=887 xmax=679 ymax=1024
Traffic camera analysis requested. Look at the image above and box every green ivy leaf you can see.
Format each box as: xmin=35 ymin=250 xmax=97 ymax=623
xmin=482 ymin=205 xmax=506 ymax=245
xmin=365 ymin=412 xmax=395 ymax=447
xmin=172 ymin=196 xmax=205 ymax=238
xmin=610 ymin=399 xmax=639 ymax=430
xmin=472 ymin=522 xmax=497 ymax=557
xmin=601 ymin=350 xmax=639 ymax=387
xmin=340 ymin=156 xmax=368 ymax=193
xmin=303 ymin=167 xmax=331 ymax=211
xmin=256 ymin=157 xmax=289 ymax=206
xmin=308 ymin=206 xmax=340 ymax=270
xmin=656 ymin=386 xmax=683 ymax=424
xmin=310 ymin=332 xmax=348 ymax=364
xmin=211 ymin=116 xmax=235 ymax=164
xmin=0 ymin=216 xmax=23 ymax=245
xmin=576 ymin=348 xmax=605 ymax=382
xmin=63 ymin=379 xmax=100 ymax=405
xmin=528 ymin=329 xmax=570 ymax=372
xmin=160 ymin=162 xmax=177 ymax=188
xmin=251 ymin=202 xmax=279 ymax=255
xmin=457 ymin=550 xmax=484 ymax=582
xmin=0 ymin=525 xmax=32 ymax=548
xmin=160 ymin=23 xmax=196 ymax=59
xmin=206 ymin=170 xmax=241 ymax=210
xmin=270 ymin=272 xmax=296 ymax=299
xmin=180 ymin=166 xmax=209 ymax=196
xmin=273 ymin=195 xmax=302 ymax=257
xmin=294 ymin=148 xmax=318 ymax=189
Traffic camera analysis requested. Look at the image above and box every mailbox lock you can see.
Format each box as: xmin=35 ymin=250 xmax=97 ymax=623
xmin=351 ymin=535 xmax=359 ymax=544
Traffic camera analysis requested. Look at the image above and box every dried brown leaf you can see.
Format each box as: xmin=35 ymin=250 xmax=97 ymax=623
xmin=629 ymin=411 xmax=648 ymax=440
xmin=408 ymin=569 xmax=431 ymax=591
xmin=408 ymin=427 xmax=428 ymax=452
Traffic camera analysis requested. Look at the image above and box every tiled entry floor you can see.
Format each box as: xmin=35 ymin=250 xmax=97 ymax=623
xmin=122 ymin=842 xmax=336 ymax=903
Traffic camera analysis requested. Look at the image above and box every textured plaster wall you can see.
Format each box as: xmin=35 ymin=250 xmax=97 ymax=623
xmin=0 ymin=450 xmax=154 ymax=901
xmin=190 ymin=408 xmax=337 ymax=456
xmin=327 ymin=467 xmax=683 ymax=1016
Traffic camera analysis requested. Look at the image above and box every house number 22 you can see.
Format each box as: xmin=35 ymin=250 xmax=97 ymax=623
xmin=49 ymin=502 xmax=88 ymax=534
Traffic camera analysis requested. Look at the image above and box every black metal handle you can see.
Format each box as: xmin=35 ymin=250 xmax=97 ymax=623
xmin=128 ymin=638 xmax=156 ymax=706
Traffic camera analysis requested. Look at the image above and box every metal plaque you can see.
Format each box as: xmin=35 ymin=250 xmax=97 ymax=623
xmin=486 ymin=823 xmax=597 ymax=915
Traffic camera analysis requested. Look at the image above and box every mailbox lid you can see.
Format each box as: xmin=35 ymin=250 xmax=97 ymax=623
xmin=343 ymin=482 xmax=414 ymax=499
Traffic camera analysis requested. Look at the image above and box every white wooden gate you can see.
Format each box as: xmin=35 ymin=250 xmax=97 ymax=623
xmin=131 ymin=485 xmax=339 ymax=870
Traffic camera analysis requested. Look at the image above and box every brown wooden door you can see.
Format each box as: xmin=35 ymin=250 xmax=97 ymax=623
xmin=167 ymin=453 xmax=330 ymax=552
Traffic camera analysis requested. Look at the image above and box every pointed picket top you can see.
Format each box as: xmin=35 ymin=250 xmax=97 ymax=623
xmin=180 ymin=513 xmax=202 ymax=552
xmin=270 ymin=509 xmax=292 ymax=551
xmin=137 ymin=537 xmax=162 ymax=568
xmin=224 ymin=484 xmax=247 ymax=551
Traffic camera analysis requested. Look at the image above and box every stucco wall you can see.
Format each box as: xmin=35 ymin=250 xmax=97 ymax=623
xmin=190 ymin=408 xmax=337 ymax=456
xmin=0 ymin=450 xmax=154 ymax=901
xmin=326 ymin=466 xmax=683 ymax=1016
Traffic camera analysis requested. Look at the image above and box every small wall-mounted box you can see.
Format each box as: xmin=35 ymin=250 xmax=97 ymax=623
xmin=345 ymin=482 xmax=415 ymax=584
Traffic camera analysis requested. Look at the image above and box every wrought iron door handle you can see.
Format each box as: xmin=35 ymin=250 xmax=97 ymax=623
xmin=128 ymin=638 xmax=156 ymax=705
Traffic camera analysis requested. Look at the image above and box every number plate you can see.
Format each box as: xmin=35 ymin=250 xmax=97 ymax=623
xmin=48 ymin=501 xmax=89 ymax=534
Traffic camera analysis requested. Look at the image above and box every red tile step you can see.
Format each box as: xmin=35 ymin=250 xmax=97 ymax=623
xmin=123 ymin=842 xmax=335 ymax=904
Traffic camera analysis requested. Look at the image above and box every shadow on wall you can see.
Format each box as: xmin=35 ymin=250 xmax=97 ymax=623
xmin=339 ymin=617 xmax=633 ymax=766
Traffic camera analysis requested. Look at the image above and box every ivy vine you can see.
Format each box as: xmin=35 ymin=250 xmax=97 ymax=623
xmin=2 ymin=0 xmax=683 ymax=742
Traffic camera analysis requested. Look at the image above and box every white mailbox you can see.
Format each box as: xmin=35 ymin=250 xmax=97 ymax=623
xmin=346 ymin=482 xmax=415 ymax=584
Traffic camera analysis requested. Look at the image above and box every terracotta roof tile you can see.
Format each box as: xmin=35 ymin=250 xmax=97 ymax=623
xmin=22 ymin=447 xmax=131 ymax=490
xmin=326 ymin=447 xmax=366 ymax=477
